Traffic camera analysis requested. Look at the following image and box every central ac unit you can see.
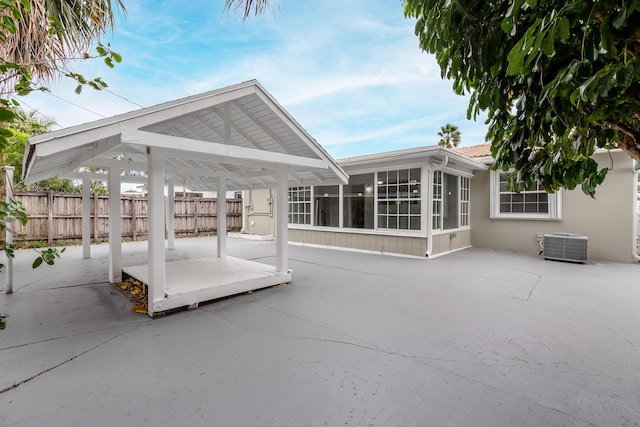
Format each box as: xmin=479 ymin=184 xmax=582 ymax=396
xmin=543 ymin=233 xmax=588 ymax=263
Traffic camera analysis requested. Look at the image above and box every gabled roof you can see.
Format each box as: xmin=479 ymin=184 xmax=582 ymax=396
xmin=24 ymin=80 xmax=348 ymax=190
xmin=338 ymin=145 xmax=488 ymax=174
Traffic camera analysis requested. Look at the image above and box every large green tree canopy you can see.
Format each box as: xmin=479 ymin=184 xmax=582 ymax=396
xmin=405 ymin=0 xmax=640 ymax=196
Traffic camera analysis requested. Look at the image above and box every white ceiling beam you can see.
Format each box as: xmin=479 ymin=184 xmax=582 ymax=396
xmin=209 ymin=107 xmax=263 ymax=150
xmin=25 ymin=136 xmax=122 ymax=184
xmin=122 ymin=129 xmax=327 ymax=170
xmin=309 ymin=171 xmax=325 ymax=183
xmin=29 ymin=83 xmax=257 ymax=146
xmin=64 ymin=171 xmax=148 ymax=183
xmin=253 ymin=88 xmax=349 ymax=184
xmin=231 ymin=100 xmax=295 ymax=155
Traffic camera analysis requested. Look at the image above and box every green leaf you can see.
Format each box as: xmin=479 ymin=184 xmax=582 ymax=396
xmin=557 ymin=17 xmax=569 ymax=41
xmin=0 ymin=107 xmax=16 ymax=121
xmin=75 ymin=84 xmax=82 ymax=94
xmin=111 ymin=51 xmax=122 ymax=63
xmin=612 ymin=6 xmax=627 ymax=29
xmin=541 ymin=30 xmax=555 ymax=56
xmin=3 ymin=15 xmax=16 ymax=34
xmin=32 ymin=257 xmax=43 ymax=269
xmin=104 ymin=57 xmax=114 ymax=68
xmin=96 ymin=45 xmax=107 ymax=56
xmin=507 ymin=40 xmax=527 ymax=75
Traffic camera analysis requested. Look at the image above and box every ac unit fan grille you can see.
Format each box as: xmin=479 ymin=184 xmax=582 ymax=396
xmin=543 ymin=233 xmax=588 ymax=263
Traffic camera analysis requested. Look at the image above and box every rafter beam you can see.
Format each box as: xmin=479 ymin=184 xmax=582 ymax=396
xmin=232 ymin=100 xmax=296 ymax=155
xmin=122 ymin=129 xmax=327 ymax=170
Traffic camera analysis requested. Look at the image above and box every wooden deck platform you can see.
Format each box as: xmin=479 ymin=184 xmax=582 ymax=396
xmin=123 ymin=257 xmax=292 ymax=315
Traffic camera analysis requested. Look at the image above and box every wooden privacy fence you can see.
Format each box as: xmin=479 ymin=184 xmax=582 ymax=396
xmin=11 ymin=191 xmax=243 ymax=246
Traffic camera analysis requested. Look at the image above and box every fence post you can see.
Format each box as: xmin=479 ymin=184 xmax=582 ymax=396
xmin=93 ymin=193 xmax=99 ymax=243
xmin=131 ymin=195 xmax=138 ymax=241
xmin=47 ymin=190 xmax=53 ymax=246
xmin=193 ymin=199 xmax=198 ymax=235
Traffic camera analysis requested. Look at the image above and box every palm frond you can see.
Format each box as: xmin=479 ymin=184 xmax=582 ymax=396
xmin=225 ymin=0 xmax=272 ymax=20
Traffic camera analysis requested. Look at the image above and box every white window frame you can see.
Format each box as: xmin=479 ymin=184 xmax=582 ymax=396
xmin=490 ymin=170 xmax=562 ymax=220
xmin=376 ymin=168 xmax=422 ymax=231
xmin=432 ymin=170 xmax=443 ymax=230
xmin=288 ymin=186 xmax=312 ymax=225
xmin=459 ymin=176 xmax=470 ymax=227
xmin=432 ymin=171 xmax=471 ymax=232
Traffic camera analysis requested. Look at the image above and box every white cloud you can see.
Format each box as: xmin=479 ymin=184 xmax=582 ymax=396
xmin=19 ymin=0 xmax=489 ymax=156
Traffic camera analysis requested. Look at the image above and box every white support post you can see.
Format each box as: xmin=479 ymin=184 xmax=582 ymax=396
xmin=241 ymin=190 xmax=247 ymax=233
xmin=148 ymin=147 xmax=166 ymax=315
xmin=275 ymin=164 xmax=288 ymax=273
xmin=4 ymin=166 xmax=14 ymax=294
xmin=82 ymin=173 xmax=91 ymax=258
xmin=167 ymin=178 xmax=175 ymax=250
xmin=217 ymin=177 xmax=227 ymax=258
xmin=108 ymin=167 xmax=122 ymax=283
xmin=5 ymin=166 xmax=13 ymax=200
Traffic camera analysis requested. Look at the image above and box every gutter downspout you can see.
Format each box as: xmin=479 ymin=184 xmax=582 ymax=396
xmin=426 ymin=156 xmax=449 ymax=258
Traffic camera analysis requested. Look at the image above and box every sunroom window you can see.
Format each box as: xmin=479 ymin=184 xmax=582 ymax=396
xmin=288 ymin=186 xmax=311 ymax=225
xmin=433 ymin=171 xmax=469 ymax=231
xmin=343 ymin=173 xmax=374 ymax=229
xmin=314 ymin=185 xmax=340 ymax=227
xmin=377 ymin=168 xmax=421 ymax=230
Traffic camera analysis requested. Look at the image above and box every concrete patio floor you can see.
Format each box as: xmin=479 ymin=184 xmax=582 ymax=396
xmin=1 ymin=236 xmax=639 ymax=427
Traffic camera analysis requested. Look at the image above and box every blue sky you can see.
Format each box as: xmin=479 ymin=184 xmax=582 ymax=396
xmin=23 ymin=0 xmax=488 ymax=159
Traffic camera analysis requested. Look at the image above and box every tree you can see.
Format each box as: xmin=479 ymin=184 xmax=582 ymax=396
xmin=404 ymin=1 xmax=640 ymax=196
xmin=0 ymin=1 xmax=123 ymax=329
xmin=0 ymin=0 xmax=124 ymax=149
xmin=438 ymin=123 xmax=461 ymax=148
xmin=1 ymin=108 xmax=77 ymax=191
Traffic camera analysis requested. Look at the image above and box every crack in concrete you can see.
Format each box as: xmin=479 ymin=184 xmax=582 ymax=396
xmin=526 ymin=275 xmax=542 ymax=301
xmin=7 ymin=280 xmax=112 ymax=293
xmin=206 ymin=302 xmax=601 ymax=427
xmin=0 ymin=327 xmax=135 ymax=395
xmin=0 ymin=322 xmax=146 ymax=351
xmin=290 ymin=257 xmax=398 ymax=278
xmin=245 ymin=255 xmax=398 ymax=279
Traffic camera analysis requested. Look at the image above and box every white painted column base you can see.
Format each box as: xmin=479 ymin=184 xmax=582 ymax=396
xmin=217 ymin=177 xmax=227 ymax=258
xmin=148 ymin=147 xmax=166 ymax=316
xmin=275 ymin=165 xmax=288 ymax=273
xmin=167 ymin=179 xmax=175 ymax=250
xmin=82 ymin=173 xmax=91 ymax=259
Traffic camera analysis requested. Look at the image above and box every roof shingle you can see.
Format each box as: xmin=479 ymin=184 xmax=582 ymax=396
xmin=453 ymin=143 xmax=492 ymax=158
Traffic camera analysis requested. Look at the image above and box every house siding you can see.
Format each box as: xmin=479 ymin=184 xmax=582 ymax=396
xmin=470 ymin=151 xmax=635 ymax=263
xmin=289 ymin=228 xmax=426 ymax=257
xmin=432 ymin=229 xmax=472 ymax=256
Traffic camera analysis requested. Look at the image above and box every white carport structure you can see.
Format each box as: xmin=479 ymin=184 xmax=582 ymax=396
xmin=23 ymin=80 xmax=348 ymax=316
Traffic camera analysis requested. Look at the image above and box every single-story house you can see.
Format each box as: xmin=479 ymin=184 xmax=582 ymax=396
xmin=244 ymin=143 xmax=640 ymax=263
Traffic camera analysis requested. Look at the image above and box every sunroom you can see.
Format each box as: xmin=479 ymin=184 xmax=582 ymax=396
xmin=286 ymin=146 xmax=487 ymax=258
